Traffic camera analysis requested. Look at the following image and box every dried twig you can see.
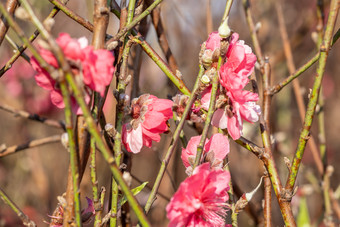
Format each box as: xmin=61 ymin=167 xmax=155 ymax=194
xmin=0 ymin=103 xmax=65 ymax=130
xmin=0 ymin=135 xmax=61 ymax=157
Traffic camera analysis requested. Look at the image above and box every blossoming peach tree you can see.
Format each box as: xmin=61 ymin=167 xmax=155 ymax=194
xmin=0 ymin=0 xmax=339 ymax=226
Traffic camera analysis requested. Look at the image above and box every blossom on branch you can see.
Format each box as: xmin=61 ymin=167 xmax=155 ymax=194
xmin=219 ymin=33 xmax=257 ymax=91
xmin=122 ymin=94 xmax=173 ymax=154
xmin=31 ymin=33 xmax=115 ymax=113
xmin=166 ymin=163 xmax=230 ymax=227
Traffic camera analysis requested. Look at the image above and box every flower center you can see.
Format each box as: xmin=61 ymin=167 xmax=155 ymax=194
xmin=131 ymin=104 xmax=141 ymax=119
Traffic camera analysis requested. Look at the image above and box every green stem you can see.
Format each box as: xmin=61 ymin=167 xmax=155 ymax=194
xmin=64 ymin=73 xmax=150 ymax=227
xmin=91 ymin=136 xmax=102 ymax=227
xmin=144 ymin=65 xmax=205 ymax=213
xmin=222 ymin=0 xmax=234 ymax=21
xmin=60 ymin=77 xmax=82 ymax=227
xmin=193 ymin=70 xmax=219 ymax=168
xmin=127 ymin=0 xmax=136 ymax=24
xmin=90 ymin=93 xmax=102 ymax=227
xmin=0 ymin=187 xmax=36 ymax=227
xmin=132 ymin=37 xmax=191 ymax=96
xmin=285 ymin=0 xmax=339 ymax=191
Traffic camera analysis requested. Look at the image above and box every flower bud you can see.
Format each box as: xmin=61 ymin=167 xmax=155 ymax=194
xmin=201 ymin=74 xmax=210 ymax=84
xmin=218 ymin=18 xmax=231 ymax=38
xmin=15 ymin=7 xmax=30 ymax=20
xmin=61 ymin=133 xmax=69 ymax=149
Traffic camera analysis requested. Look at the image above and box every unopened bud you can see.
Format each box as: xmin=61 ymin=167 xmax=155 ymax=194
xmin=107 ymin=41 xmax=118 ymax=50
xmin=201 ymin=74 xmax=210 ymax=84
xmin=43 ymin=18 xmax=55 ymax=32
xmin=245 ymin=176 xmax=263 ymax=201
xmin=218 ymin=17 xmax=231 ymax=38
xmin=61 ymin=133 xmax=69 ymax=149
xmin=15 ymin=7 xmax=30 ymax=20
xmin=123 ymin=172 xmax=132 ymax=187
xmin=105 ymin=123 xmax=116 ymax=138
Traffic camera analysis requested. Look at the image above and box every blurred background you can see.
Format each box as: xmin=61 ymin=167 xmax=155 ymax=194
xmin=0 ymin=0 xmax=339 ymax=226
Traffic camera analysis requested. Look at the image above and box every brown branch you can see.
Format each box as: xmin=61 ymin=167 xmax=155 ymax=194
xmin=275 ymin=2 xmax=324 ymax=175
xmin=263 ymin=171 xmax=272 ymax=227
xmin=0 ymin=0 xmax=18 ymax=45
xmin=0 ymin=103 xmax=65 ymax=130
xmin=0 ymin=135 xmax=61 ymax=157
xmin=261 ymin=57 xmax=296 ymax=226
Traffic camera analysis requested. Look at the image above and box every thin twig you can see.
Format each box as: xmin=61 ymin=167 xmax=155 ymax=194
xmin=0 ymin=187 xmax=36 ymax=227
xmin=0 ymin=135 xmax=61 ymax=157
xmin=285 ymin=0 xmax=339 ymax=191
xmin=0 ymin=103 xmax=65 ymax=130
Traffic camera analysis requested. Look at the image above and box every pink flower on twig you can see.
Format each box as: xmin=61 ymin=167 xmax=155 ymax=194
xmin=219 ymin=33 xmax=257 ymax=91
xmin=166 ymin=163 xmax=230 ymax=227
xmin=181 ymin=133 xmax=229 ymax=171
xmin=122 ymin=94 xmax=173 ymax=153
xmin=31 ymin=33 xmax=115 ymax=114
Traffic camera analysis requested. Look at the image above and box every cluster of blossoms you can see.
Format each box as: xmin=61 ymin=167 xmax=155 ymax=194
xmin=201 ymin=31 xmax=261 ymax=140
xmin=31 ymin=33 xmax=115 ymax=114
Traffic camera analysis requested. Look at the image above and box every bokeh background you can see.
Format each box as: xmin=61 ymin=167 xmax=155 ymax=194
xmin=0 ymin=0 xmax=339 ymax=226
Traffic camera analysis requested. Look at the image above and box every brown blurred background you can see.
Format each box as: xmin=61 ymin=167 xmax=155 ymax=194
xmin=0 ymin=0 xmax=339 ymax=226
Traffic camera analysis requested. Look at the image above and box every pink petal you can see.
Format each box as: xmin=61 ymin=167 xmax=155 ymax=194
xmin=123 ymin=124 xmax=143 ymax=153
xmin=205 ymin=133 xmax=229 ymax=160
xmin=211 ymin=109 xmax=229 ymax=129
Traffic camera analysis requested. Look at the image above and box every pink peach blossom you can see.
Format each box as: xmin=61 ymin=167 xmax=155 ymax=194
xmin=181 ymin=133 xmax=229 ymax=169
xmin=31 ymin=33 xmax=114 ymax=114
xmin=122 ymin=94 xmax=173 ymax=153
xmin=82 ymin=47 xmax=115 ymax=96
xmin=219 ymin=33 xmax=257 ymax=90
xmin=166 ymin=163 xmax=230 ymax=227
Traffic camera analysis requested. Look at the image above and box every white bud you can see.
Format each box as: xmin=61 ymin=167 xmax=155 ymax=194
xmin=218 ymin=17 xmax=231 ymax=38
xmin=15 ymin=7 xmax=30 ymax=20
xmin=107 ymin=41 xmax=118 ymax=50
xmin=122 ymin=172 xmax=132 ymax=187
xmin=201 ymin=74 xmax=210 ymax=84
xmin=43 ymin=18 xmax=55 ymax=32
xmin=61 ymin=133 xmax=69 ymax=149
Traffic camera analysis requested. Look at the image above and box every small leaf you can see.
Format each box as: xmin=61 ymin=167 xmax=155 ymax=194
xmin=120 ymin=182 xmax=148 ymax=206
